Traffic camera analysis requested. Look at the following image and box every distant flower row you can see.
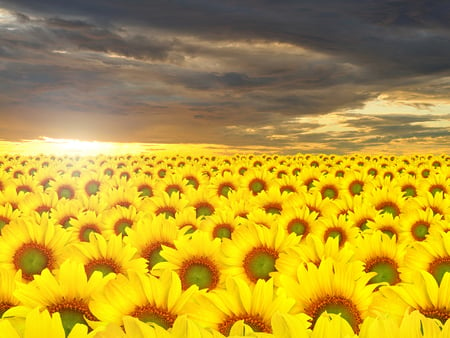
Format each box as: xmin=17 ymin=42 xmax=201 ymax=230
xmin=0 ymin=153 xmax=449 ymax=337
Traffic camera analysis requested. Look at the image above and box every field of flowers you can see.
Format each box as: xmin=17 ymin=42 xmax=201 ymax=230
xmin=0 ymin=152 xmax=449 ymax=337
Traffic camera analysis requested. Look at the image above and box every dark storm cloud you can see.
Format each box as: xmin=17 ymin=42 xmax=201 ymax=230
xmin=0 ymin=0 xmax=449 ymax=152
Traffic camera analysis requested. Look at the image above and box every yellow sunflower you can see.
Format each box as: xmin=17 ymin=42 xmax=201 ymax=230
xmin=153 ymin=231 xmax=224 ymax=291
xmin=296 ymin=190 xmax=339 ymax=218
xmin=405 ymin=191 xmax=450 ymax=219
xmin=19 ymin=190 xmax=60 ymax=216
xmin=125 ymin=213 xmax=184 ymax=271
xmin=221 ymin=222 xmax=300 ymax=285
xmin=0 ymin=215 xmax=73 ymax=281
xmin=47 ymin=174 xmax=79 ymax=200
xmin=340 ymin=170 xmax=375 ymax=197
xmin=419 ymin=172 xmax=450 ymax=197
xmin=254 ymin=186 xmax=290 ymax=216
xmin=0 ymin=203 xmax=22 ymax=235
xmin=366 ymin=186 xmax=406 ymax=218
xmin=154 ymin=172 xmax=192 ymax=198
xmin=353 ymin=231 xmax=406 ymax=286
xmin=128 ymin=174 xmax=155 ymax=199
xmin=184 ymin=186 xmax=221 ymax=219
xmin=9 ymin=260 xmax=113 ymax=335
xmin=102 ymin=205 xmax=143 ymax=238
xmin=223 ymin=189 xmax=258 ymax=219
xmin=189 ymin=277 xmax=295 ymax=336
xmin=279 ymin=259 xmax=378 ymax=334
xmin=143 ymin=192 xmax=190 ymax=219
xmin=209 ymin=171 xmax=241 ymax=198
xmin=66 ymin=233 xmax=147 ymax=278
xmin=0 ymin=270 xmax=21 ymax=318
xmin=89 ymin=270 xmax=198 ymax=330
xmin=68 ymin=210 xmax=108 ymax=243
xmin=242 ymin=168 xmax=277 ymax=196
xmin=313 ymin=214 xmax=360 ymax=248
xmin=49 ymin=198 xmax=83 ymax=229
xmin=0 ymin=170 xmax=13 ymax=192
xmin=0 ymin=186 xmax=26 ymax=211
xmin=276 ymin=173 xmax=306 ymax=195
xmin=365 ymin=213 xmax=403 ymax=242
xmin=310 ymin=174 xmax=343 ymax=201
xmin=277 ymin=205 xmax=319 ymax=238
xmin=11 ymin=175 xmax=43 ymax=195
xmin=176 ymin=163 xmax=210 ymax=190
xmin=198 ymin=209 xmax=241 ymax=240
xmin=398 ymin=208 xmax=445 ymax=242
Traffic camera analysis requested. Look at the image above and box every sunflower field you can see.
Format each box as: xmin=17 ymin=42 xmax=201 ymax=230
xmin=0 ymin=153 xmax=449 ymax=337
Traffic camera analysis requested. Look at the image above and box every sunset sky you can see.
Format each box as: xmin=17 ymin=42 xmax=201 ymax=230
xmin=1 ymin=1 xmax=449 ymax=155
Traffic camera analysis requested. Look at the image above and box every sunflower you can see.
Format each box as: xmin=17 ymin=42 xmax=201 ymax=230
xmin=209 ymin=171 xmax=241 ymax=198
xmin=405 ymin=191 xmax=450 ymax=219
xmin=125 ymin=213 xmax=183 ymax=271
xmin=0 ymin=215 xmax=73 ymax=281
xmin=253 ymin=186 xmax=290 ymax=216
xmin=419 ymin=172 xmax=450 ymax=197
xmin=198 ymin=209 xmax=241 ymax=240
xmin=313 ymin=214 xmax=360 ymax=248
xmin=102 ymin=205 xmax=143 ymax=238
xmin=0 ymin=203 xmax=22 ymax=234
xmin=99 ymin=186 xmax=144 ymax=212
xmin=373 ymin=270 xmax=450 ymax=325
xmin=77 ymin=171 xmax=112 ymax=198
xmin=296 ymin=190 xmax=339 ymax=218
xmin=68 ymin=210 xmax=108 ymax=243
xmin=279 ymin=259 xmax=378 ymax=334
xmin=128 ymin=174 xmax=155 ymax=199
xmin=223 ymin=189 xmax=258 ymax=219
xmin=143 ymin=192 xmax=189 ymax=219
xmin=278 ymin=205 xmax=319 ymax=238
xmin=365 ymin=213 xmax=403 ymax=242
xmin=189 ymin=277 xmax=295 ymax=336
xmin=66 ymin=233 xmax=147 ymax=278
xmin=18 ymin=190 xmax=60 ymax=217
xmin=297 ymin=165 xmax=323 ymax=190
xmin=366 ymin=186 xmax=406 ymax=218
xmin=0 ymin=270 xmax=21 ymax=318
xmin=11 ymin=175 xmax=42 ymax=195
xmin=89 ymin=270 xmax=198 ymax=330
xmin=9 ymin=260 xmax=113 ymax=335
xmin=395 ymin=174 xmax=424 ymax=199
xmin=275 ymin=234 xmax=354 ymax=283
xmin=276 ymin=173 xmax=306 ymax=195
xmin=243 ymin=208 xmax=279 ymax=229
xmin=310 ymin=174 xmax=343 ymax=201
xmin=49 ymin=198 xmax=83 ymax=229
xmin=0 ymin=186 xmax=26 ymax=211
xmin=47 ymin=174 xmax=79 ymax=200
xmin=340 ymin=170 xmax=374 ymax=197
xmin=242 ymin=168 xmax=276 ymax=196
xmin=176 ymin=163 xmax=209 ymax=190
xmin=353 ymin=231 xmax=406 ymax=286
xmin=154 ymin=172 xmax=192 ymax=198
xmin=398 ymin=208 xmax=445 ymax=243
xmin=221 ymin=222 xmax=300 ymax=285
xmin=0 ymin=307 xmax=90 ymax=338
xmin=310 ymin=313 xmax=357 ymax=338
xmin=153 ymin=231 xmax=224 ymax=291
xmin=184 ymin=186 xmax=220 ymax=219
xmin=401 ymin=231 xmax=450 ymax=285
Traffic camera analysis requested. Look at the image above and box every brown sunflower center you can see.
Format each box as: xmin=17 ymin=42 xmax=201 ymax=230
xmin=365 ymin=257 xmax=400 ymax=285
xmin=321 ymin=185 xmax=339 ymax=200
xmin=138 ymin=184 xmax=153 ymax=197
xmin=377 ymin=201 xmax=400 ymax=217
xmin=0 ymin=302 xmax=14 ymax=317
xmin=195 ymin=202 xmax=215 ymax=218
xmin=429 ymin=257 xmax=450 ymax=285
xmin=141 ymin=241 xmax=172 ymax=270
xmin=249 ymin=179 xmax=266 ymax=195
xmin=402 ymin=185 xmax=417 ymax=197
xmin=243 ymin=246 xmax=279 ymax=283
xmin=349 ymin=181 xmax=364 ymax=195
xmin=48 ymin=298 xmax=96 ymax=335
xmin=114 ymin=218 xmax=133 ymax=236
xmin=218 ymin=183 xmax=235 ymax=197
xmin=324 ymin=227 xmax=347 ymax=247
xmin=57 ymin=185 xmax=75 ymax=199
xmin=264 ymin=203 xmax=282 ymax=215
xmin=429 ymin=184 xmax=446 ymax=196
xmin=155 ymin=206 xmax=177 ymax=219
xmin=0 ymin=216 xmax=10 ymax=232
xmin=166 ymin=184 xmax=182 ymax=196
xmin=305 ymin=295 xmax=362 ymax=333
xmin=179 ymin=256 xmax=220 ymax=290
xmin=78 ymin=224 xmax=101 ymax=242
xmin=419 ymin=307 xmax=450 ymax=324
xmin=218 ymin=314 xmax=271 ymax=336
xmin=35 ymin=205 xmax=51 ymax=215
xmin=85 ymin=180 xmax=100 ymax=196
xmin=185 ymin=176 xmax=199 ymax=189
xmin=411 ymin=221 xmax=430 ymax=241
xmin=85 ymin=258 xmax=121 ymax=277
xmin=130 ymin=304 xmax=176 ymax=329
xmin=13 ymin=242 xmax=54 ymax=281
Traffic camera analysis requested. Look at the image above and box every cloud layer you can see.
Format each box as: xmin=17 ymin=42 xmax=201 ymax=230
xmin=1 ymin=1 xmax=449 ymax=153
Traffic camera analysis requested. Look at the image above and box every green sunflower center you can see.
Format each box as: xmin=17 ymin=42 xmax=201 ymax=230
xmin=219 ymin=315 xmax=271 ymax=336
xmin=219 ymin=184 xmax=234 ymax=197
xmin=131 ymin=304 xmax=176 ymax=329
xmin=180 ymin=257 xmax=219 ymax=290
xmin=114 ymin=218 xmax=132 ymax=236
xmin=213 ymin=224 xmax=233 ymax=239
xmin=430 ymin=185 xmax=445 ymax=196
xmin=185 ymin=176 xmax=199 ymax=189
xmin=143 ymin=242 xmax=170 ymax=270
xmin=48 ymin=299 xmax=95 ymax=336
xmin=366 ymin=258 xmax=400 ymax=285
xmin=138 ymin=185 xmax=153 ymax=197
xmin=324 ymin=228 xmax=346 ymax=247
xmin=349 ymin=181 xmax=363 ymax=195
xmin=249 ymin=179 xmax=266 ymax=195
xmin=166 ymin=185 xmax=181 ymax=196
xmin=307 ymin=296 xmax=362 ymax=333
xmin=287 ymin=219 xmax=308 ymax=236
xmin=264 ymin=203 xmax=282 ymax=215
xmin=79 ymin=225 xmax=101 ymax=242
xmin=402 ymin=186 xmax=417 ymax=197
xmin=244 ymin=247 xmax=278 ymax=282
xmin=85 ymin=181 xmax=100 ymax=196
xmin=14 ymin=243 xmax=53 ymax=280
xmin=429 ymin=258 xmax=450 ymax=285
xmin=412 ymin=222 xmax=429 ymax=241
xmin=195 ymin=203 xmax=214 ymax=218
xmin=156 ymin=207 xmax=176 ymax=219
xmin=378 ymin=202 xmax=400 ymax=217
xmin=58 ymin=185 xmax=75 ymax=199
xmin=85 ymin=258 xmax=120 ymax=277
xmin=321 ymin=185 xmax=338 ymax=199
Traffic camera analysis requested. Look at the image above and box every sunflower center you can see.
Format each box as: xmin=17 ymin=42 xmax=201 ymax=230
xmin=35 ymin=205 xmax=51 ymax=214
xmin=57 ymin=185 xmax=75 ymax=199
xmin=13 ymin=243 xmax=54 ymax=280
xmin=195 ymin=203 xmax=215 ymax=218
xmin=402 ymin=185 xmax=417 ymax=197
xmin=155 ymin=207 xmax=176 ymax=219
xmin=131 ymin=304 xmax=176 ymax=329
xmin=243 ymin=247 xmax=278 ymax=283
xmin=79 ymin=224 xmax=101 ymax=242
xmin=60 ymin=216 xmax=74 ymax=228
xmin=212 ymin=223 xmax=233 ymax=239
xmin=287 ymin=219 xmax=308 ymax=236
xmin=380 ymin=226 xmax=397 ymax=239
xmin=249 ymin=179 xmax=266 ymax=195
xmin=321 ymin=185 xmax=338 ymax=199
xmin=166 ymin=185 xmax=181 ymax=196
xmin=218 ymin=315 xmax=271 ymax=336
xmin=179 ymin=257 xmax=219 ymax=290
xmin=138 ymin=184 xmax=153 ymax=197
xmin=419 ymin=307 xmax=450 ymax=324
xmin=48 ymin=299 xmax=95 ymax=336
xmin=349 ymin=181 xmax=364 ymax=195
xmin=142 ymin=242 xmax=171 ymax=270
xmin=114 ymin=218 xmax=133 ymax=236
xmin=306 ymin=295 xmax=362 ymax=333
xmin=365 ymin=257 xmax=400 ymax=285
xmin=280 ymin=185 xmax=296 ymax=193
xmin=185 ymin=176 xmax=199 ymax=189
xmin=0 ymin=302 xmax=14 ymax=317
xmin=16 ymin=185 xmax=32 ymax=193
xmin=85 ymin=180 xmax=100 ymax=196
xmin=429 ymin=257 xmax=450 ymax=284
xmin=85 ymin=258 xmax=121 ymax=277
xmin=264 ymin=203 xmax=282 ymax=215
xmin=430 ymin=185 xmax=445 ymax=196
xmin=218 ymin=183 xmax=234 ymax=197
xmin=0 ymin=216 xmax=10 ymax=232
xmin=411 ymin=222 xmax=429 ymax=241
xmin=377 ymin=202 xmax=400 ymax=217
xmin=324 ymin=228 xmax=346 ymax=247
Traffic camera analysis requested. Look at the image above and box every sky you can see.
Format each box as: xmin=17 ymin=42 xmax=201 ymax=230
xmin=1 ymin=0 xmax=450 ymax=155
